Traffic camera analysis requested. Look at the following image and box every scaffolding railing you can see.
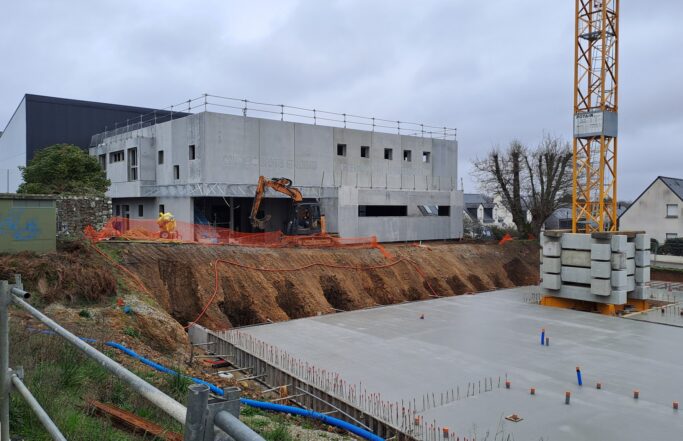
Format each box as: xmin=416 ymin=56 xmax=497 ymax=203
xmin=90 ymin=94 xmax=457 ymax=147
xmin=0 ymin=275 xmax=264 ymax=441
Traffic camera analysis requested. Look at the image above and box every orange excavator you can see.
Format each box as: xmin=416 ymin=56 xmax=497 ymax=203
xmin=249 ymin=176 xmax=326 ymax=235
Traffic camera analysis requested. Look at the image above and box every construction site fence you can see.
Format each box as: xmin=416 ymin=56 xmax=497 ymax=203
xmin=0 ymin=275 xmax=264 ymax=441
xmin=85 ymin=217 xmax=386 ymax=252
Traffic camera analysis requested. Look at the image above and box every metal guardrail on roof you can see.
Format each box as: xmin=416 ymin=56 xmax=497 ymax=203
xmin=90 ymin=94 xmax=457 ymax=147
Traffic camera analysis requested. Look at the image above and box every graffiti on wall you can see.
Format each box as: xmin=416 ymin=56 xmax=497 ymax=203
xmin=0 ymin=209 xmax=41 ymax=241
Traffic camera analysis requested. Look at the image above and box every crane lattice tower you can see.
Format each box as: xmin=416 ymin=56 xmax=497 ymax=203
xmin=572 ymin=0 xmax=619 ymax=232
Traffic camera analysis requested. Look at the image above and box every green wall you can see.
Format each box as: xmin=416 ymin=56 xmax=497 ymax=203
xmin=0 ymin=198 xmax=56 ymax=253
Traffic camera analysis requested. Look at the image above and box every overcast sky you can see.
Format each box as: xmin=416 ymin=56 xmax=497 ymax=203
xmin=1 ymin=0 xmax=681 ymax=200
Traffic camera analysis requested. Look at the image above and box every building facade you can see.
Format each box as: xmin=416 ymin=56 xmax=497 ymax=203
xmin=0 ymin=94 xmax=182 ymax=192
xmin=619 ymin=176 xmax=683 ymax=245
xmin=90 ymin=111 xmax=463 ymax=242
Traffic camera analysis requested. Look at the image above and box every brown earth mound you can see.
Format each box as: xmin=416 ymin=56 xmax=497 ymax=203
xmin=101 ymin=240 xmax=540 ymax=329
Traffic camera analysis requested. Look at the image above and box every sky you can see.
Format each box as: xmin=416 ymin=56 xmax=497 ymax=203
xmin=1 ymin=0 xmax=681 ymax=201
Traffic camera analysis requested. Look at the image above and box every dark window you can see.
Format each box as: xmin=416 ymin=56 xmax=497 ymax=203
xmin=189 ymin=144 xmax=196 ymax=160
xmin=403 ymin=150 xmax=412 ymax=162
xmin=337 ymin=144 xmax=347 ymax=156
xmin=159 ymin=204 xmax=165 ymax=214
xmin=361 ymin=146 xmax=370 ymax=158
xmin=422 ymin=151 xmax=431 ymax=163
xmin=121 ymin=205 xmax=130 ymax=219
xmin=98 ymin=154 xmax=106 ymax=170
xmin=438 ymin=206 xmax=450 ymax=216
xmin=138 ymin=204 xmax=144 ymax=217
xmin=173 ymin=165 xmax=180 ymax=180
xmin=384 ymin=148 xmax=393 ymax=160
xmin=418 ymin=205 xmax=438 ymax=216
xmin=109 ymin=150 xmax=124 ymax=163
xmin=115 ymin=205 xmax=121 ymax=216
xmin=158 ymin=150 xmax=164 ymax=164
xmin=127 ymin=148 xmax=138 ymax=181
xmin=358 ymin=205 xmax=407 ymax=217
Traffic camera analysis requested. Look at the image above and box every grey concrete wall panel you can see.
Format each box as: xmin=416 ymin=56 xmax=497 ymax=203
xmin=635 ymin=233 xmax=650 ymax=251
xmin=258 ymin=119 xmax=295 ymax=181
xmin=591 ymin=278 xmax=612 ymax=296
xmin=635 ymin=250 xmax=651 ymax=267
xmin=542 ymin=257 xmax=561 ymax=274
xmin=591 ymin=260 xmax=611 ymax=279
xmin=561 ymin=250 xmax=591 ymax=267
xmin=541 ymin=274 xmax=561 ymax=290
xmin=294 ymin=123 xmax=334 ymax=187
xmin=590 ymin=243 xmax=611 ymax=261
xmin=560 ymin=233 xmax=592 ymax=250
xmin=611 ymin=270 xmax=627 ymax=289
xmin=560 ymin=266 xmax=591 ymax=284
xmin=543 ymin=241 xmax=561 ymax=257
xmin=635 ymin=266 xmax=650 ymax=283
xmin=610 ymin=234 xmax=627 ymax=252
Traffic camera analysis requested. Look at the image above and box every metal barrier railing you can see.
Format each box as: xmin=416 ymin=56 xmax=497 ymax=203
xmin=0 ymin=275 xmax=264 ymax=441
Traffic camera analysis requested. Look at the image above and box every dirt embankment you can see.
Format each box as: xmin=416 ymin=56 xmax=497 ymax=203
xmin=103 ymin=241 xmax=540 ymax=329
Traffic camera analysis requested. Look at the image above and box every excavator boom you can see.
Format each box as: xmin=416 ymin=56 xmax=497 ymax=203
xmin=249 ymin=176 xmax=303 ymax=229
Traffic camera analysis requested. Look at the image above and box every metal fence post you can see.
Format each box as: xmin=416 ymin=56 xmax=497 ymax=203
xmin=1 ymin=280 xmax=10 ymax=441
xmin=184 ymin=384 xmax=209 ymax=441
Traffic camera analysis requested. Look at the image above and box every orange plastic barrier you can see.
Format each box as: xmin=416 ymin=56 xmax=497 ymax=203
xmin=85 ymin=217 xmax=384 ymax=251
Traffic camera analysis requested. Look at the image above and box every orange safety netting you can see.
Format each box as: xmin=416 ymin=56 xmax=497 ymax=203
xmin=84 ymin=217 xmax=390 ymax=254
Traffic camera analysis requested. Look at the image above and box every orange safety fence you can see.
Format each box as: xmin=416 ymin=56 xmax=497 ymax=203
xmin=84 ymin=217 xmax=390 ymax=253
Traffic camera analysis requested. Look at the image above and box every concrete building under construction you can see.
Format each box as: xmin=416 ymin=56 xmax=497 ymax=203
xmin=89 ymin=96 xmax=463 ymax=242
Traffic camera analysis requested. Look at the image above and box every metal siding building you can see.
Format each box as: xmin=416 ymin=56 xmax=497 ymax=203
xmin=0 ymin=94 xmax=184 ymax=192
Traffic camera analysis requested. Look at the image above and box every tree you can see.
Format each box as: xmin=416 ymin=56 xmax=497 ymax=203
xmin=472 ymin=135 xmax=573 ymax=237
xmin=17 ymin=144 xmax=110 ymax=195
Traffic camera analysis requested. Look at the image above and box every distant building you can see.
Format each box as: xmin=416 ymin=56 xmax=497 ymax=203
xmin=90 ymin=108 xmax=463 ymax=242
xmin=464 ymin=193 xmax=531 ymax=229
xmin=620 ymin=176 xmax=683 ymax=245
xmin=0 ymin=94 xmax=182 ymax=192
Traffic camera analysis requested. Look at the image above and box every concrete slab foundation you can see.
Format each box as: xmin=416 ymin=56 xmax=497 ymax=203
xmin=213 ymin=288 xmax=683 ymax=440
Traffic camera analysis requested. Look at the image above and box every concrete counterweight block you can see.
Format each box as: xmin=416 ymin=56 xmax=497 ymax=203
xmin=627 ymin=276 xmax=635 ymax=292
xmin=635 ymin=233 xmax=651 ymax=251
xmin=542 ymin=257 xmax=561 ymax=274
xmin=635 ymin=266 xmax=651 ymax=284
xmin=635 ymin=251 xmax=651 ymax=267
xmin=591 ymin=260 xmax=611 ymax=279
xmin=591 ymin=243 xmax=611 ymax=261
xmin=591 ymin=278 xmax=612 ymax=296
xmin=626 ymin=259 xmax=636 ymax=275
xmin=561 ymin=267 xmax=591 ymax=284
xmin=611 ymin=270 xmax=627 ymax=290
xmin=611 ymin=235 xmax=628 ymax=253
xmin=543 ymin=240 xmax=561 ymax=258
xmin=626 ymin=242 xmax=636 ymax=258
xmin=611 ymin=253 xmax=627 ymax=270
xmin=631 ymin=284 xmax=650 ymax=300
xmin=562 ymin=250 xmax=591 ymax=267
xmin=542 ymin=273 xmax=562 ymax=291
xmin=561 ymin=233 xmax=592 ymax=250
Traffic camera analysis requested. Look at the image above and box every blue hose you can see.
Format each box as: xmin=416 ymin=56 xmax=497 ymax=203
xmin=27 ymin=328 xmax=384 ymax=441
xmin=241 ymin=398 xmax=384 ymax=441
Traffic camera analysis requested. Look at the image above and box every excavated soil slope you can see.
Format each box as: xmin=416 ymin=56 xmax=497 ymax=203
xmin=103 ymin=241 xmax=539 ymax=329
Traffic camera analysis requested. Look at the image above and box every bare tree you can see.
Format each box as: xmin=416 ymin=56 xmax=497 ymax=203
xmin=472 ymin=134 xmax=573 ymax=236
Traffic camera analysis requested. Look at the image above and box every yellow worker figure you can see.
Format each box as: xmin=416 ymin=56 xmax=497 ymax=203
xmin=157 ymin=212 xmax=177 ymax=239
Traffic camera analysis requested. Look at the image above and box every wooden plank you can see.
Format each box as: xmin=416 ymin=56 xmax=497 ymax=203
xmin=88 ymin=400 xmax=183 ymax=441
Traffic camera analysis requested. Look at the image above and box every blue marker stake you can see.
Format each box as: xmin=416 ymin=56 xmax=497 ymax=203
xmin=541 ymin=328 xmax=545 ymax=345
xmin=576 ymin=367 xmax=583 ymax=386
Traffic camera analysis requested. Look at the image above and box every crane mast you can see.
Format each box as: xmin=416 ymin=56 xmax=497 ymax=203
xmin=572 ymin=0 xmax=619 ymax=232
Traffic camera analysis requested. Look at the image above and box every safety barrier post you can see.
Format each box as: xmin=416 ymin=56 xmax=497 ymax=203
xmin=1 ymin=280 xmax=9 ymax=441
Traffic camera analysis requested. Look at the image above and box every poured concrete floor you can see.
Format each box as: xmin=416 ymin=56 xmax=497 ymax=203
xmin=239 ymin=287 xmax=683 ymax=440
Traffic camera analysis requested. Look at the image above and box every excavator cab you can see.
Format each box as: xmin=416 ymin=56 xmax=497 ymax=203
xmin=286 ymin=202 xmax=323 ymax=235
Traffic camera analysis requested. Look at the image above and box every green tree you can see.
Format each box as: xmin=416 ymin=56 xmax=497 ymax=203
xmin=17 ymin=144 xmax=110 ymax=195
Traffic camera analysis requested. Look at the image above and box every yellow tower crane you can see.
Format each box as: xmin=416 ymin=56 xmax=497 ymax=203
xmin=572 ymin=0 xmax=619 ymax=233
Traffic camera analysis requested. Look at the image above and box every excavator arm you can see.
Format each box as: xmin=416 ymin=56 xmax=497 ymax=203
xmin=249 ymin=176 xmax=303 ymax=229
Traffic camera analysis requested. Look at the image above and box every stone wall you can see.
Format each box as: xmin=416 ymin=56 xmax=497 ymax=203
xmin=56 ymin=195 xmax=111 ymax=239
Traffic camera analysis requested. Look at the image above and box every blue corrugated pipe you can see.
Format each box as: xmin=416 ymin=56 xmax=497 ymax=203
xmin=104 ymin=342 xmax=384 ymax=441
xmin=28 ymin=329 xmax=384 ymax=440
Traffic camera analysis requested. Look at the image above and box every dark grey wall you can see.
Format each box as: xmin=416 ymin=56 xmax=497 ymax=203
xmin=23 ymin=94 xmax=185 ymax=161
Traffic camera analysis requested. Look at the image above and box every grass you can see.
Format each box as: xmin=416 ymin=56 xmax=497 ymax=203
xmin=7 ymin=323 xmax=183 ymax=440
